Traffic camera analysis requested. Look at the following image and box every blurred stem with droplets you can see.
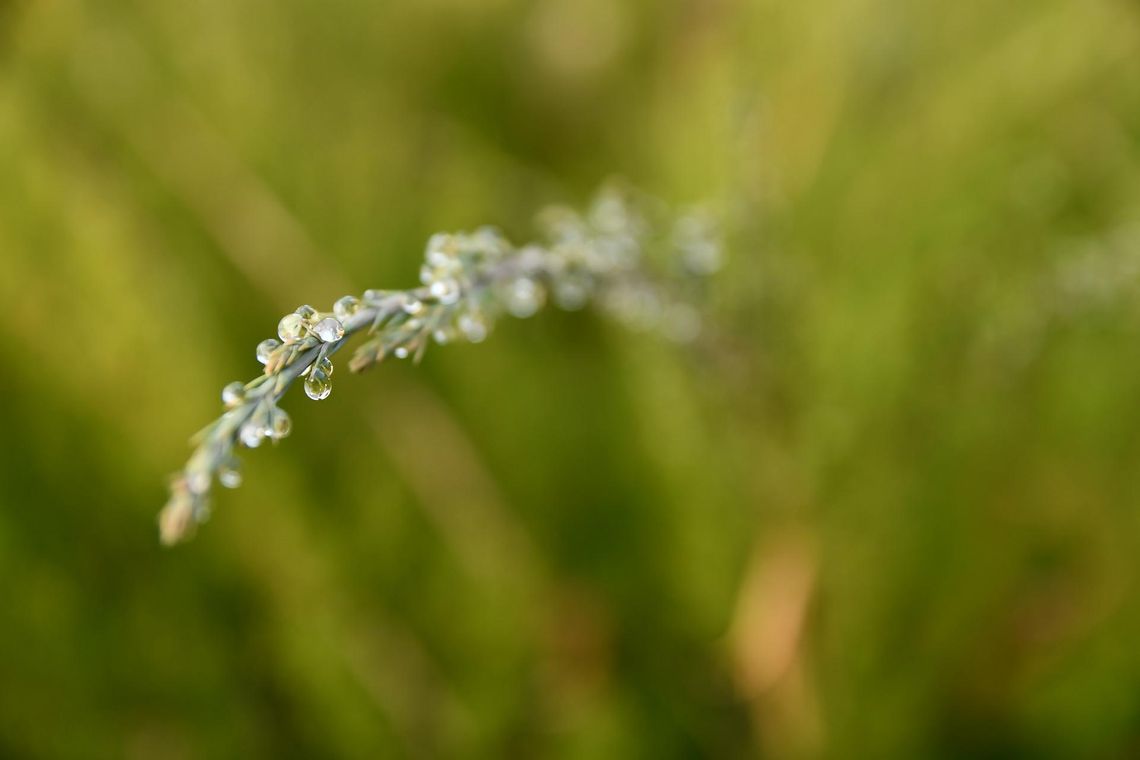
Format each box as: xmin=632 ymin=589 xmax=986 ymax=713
xmin=160 ymin=183 xmax=723 ymax=544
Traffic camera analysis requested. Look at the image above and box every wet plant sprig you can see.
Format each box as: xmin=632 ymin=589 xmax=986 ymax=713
xmin=160 ymin=184 xmax=723 ymax=544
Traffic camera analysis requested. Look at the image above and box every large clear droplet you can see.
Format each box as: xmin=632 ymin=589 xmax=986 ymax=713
xmin=222 ymin=382 xmax=246 ymax=408
xmin=313 ymin=317 xmax=345 ymax=343
xmin=256 ymin=338 xmax=281 ymax=365
xmin=304 ymin=369 xmax=332 ymax=400
xmin=269 ymin=407 xmax=293 ymax=439
xmin=278 ymin=313 xmax=307 ymax=342
xmin=316 ymin=356 xmax=334 ymax=377
xmin=429 ymin=278 xmax=461 ymax=305
xmin=333 ymin=295 xmax=360 ymax=321
xmin=219 ymin=465 xmax=243 ymax=489
xmin=402 ymin=296 xmax=423 ymax=315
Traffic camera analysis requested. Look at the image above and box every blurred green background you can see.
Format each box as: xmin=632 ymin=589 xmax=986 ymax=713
xmin=3 ymin=0 xmax=1140 ymax=757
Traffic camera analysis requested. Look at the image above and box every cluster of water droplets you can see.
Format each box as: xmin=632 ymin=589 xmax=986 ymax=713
xmin=419 ymin=227 xmax=512 ymax=344
xmin=531 ymin=190 xmax=647 ymax=317
xmin=402 ymin=188 xmax=721 ymax=347
xmin=533 ymin=188 xmax=721 ymax=342
xmin=219 ymin=380 xmax=294 ymax=451
xmin=275 ymin=303 xmax=346 ymax=346
xmin=254 ymin=303 xmax=352 ymax=402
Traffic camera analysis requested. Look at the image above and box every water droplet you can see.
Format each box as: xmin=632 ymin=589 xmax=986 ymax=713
xmin=256 ymin=338 xmax=281 ymax=365
xmin=433 ymin=328 xmax=455 ymax=344
xmin=219 ymin=465 xmax=243 ymax=489
xmin=429 ymin=278 xmax=461 ymax=305
xmin=458 ymin=313 xmax=487 ymax=343
xmin=240 ymin=422 xmax=264 ymax=448
xmin=278 ymin=313 xmax=307 ymax=342
xmin=402 ymin=296 xmax=423 ymax=315
xmin=393 ymin=346 xmax=409 ymax=359
xmin=304 ymin=369 xmax=332 ymax=400
xmin=294 ymin=304 xmax=319 ymax=322
xmin=313 ymin=317 xmax=345 ymax=343
xmin=334 ymin=295 xmax=360 ymax=321
xmin=316 ymin=356 xmax=334 ymax=377
xmin=363 ymin=289 xmax=386 ymax=303
xmin=222 ymin=382 xmax=246 ymax=408
xmin=269 ymin=407 xmax=292 ymax=439
xmin=506 ymin=277 xmax=545 ymax=318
